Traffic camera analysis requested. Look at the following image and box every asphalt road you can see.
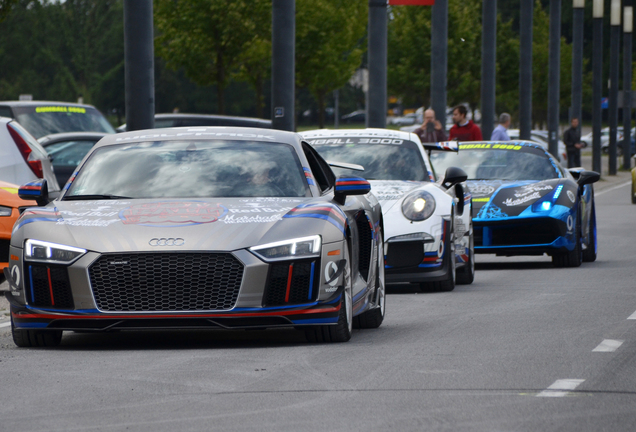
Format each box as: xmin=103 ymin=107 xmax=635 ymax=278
xmin=1 ymin=180 xmax=635 ymax=431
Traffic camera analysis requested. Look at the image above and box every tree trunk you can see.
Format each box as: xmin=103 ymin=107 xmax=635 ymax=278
xmin=217 ymin=51 xmax=225 ymax=114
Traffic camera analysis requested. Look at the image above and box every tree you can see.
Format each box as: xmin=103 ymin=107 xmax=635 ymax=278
xmin=154 ymin=0 xmax=268 ymax=115
xmin=296 ymin=0 xmax=367 ymax=128
xmin=387 ymin=5 xmax=432 ymax=109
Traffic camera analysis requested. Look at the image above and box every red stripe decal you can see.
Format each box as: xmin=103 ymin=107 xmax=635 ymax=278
xmin=47 ymin=267 xmax=55 ymax=306
xmin=12 ymin=305 xmax=341 ymax=320
xmin=285 ymin=263 xmax=294 ymax=302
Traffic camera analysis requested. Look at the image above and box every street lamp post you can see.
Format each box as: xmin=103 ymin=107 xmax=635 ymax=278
xmin=271 ymin=0 xmax=295 ymax=132
xmin=431 ymin=1 xmax=448 ymax=128
xmin=572 ymin=1 xmax=585 ymax=135
xmin=623 ymin=5 xmax=633 ymax=170
xmin=548 ymin=0 xmax=562 ymax=159
xmin=481 ymin=0 xmax=497 ymax=140
xmin=367 ymin=0 xmax=387 ymax=128
xmin=592 ymin=0 xmax=604 ymax=174
xmin=609 ymin=0 xmax=621 ymax=175
xmin=519 ymin=0 xmax=533 ymax=140
xmin=123 ymin=0 xmax=155 ymax=132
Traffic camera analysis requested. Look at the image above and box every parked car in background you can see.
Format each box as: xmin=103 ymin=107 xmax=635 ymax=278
xmin=340 ymin=110 xmax=365 ymax=124
xmin=387 ymin=112 xmax=418 ymax=126
xmin=0 ymin=117 xmax=60 ymax=193
xmin=0 ymin=181 xmax=36 ymax=279
xmin=38 ymin=132 xmax=108 ymax=186
xmin=602 ymin=129 xmax=636 ymax=156
xmin=0 ymin=101 xmax=115 ymax=139
xmin=507 ymin=129 xmax=568 ymax=164
xmin=115 ymin=113 xmax=271 ymax=132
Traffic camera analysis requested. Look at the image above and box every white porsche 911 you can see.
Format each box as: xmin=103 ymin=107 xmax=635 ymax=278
xmin=301 ymin=129 xmax=474 ymax=292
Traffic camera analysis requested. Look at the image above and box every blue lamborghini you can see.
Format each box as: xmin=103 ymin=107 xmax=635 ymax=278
xmin=430 ymin=141 xmax=599 ymax=267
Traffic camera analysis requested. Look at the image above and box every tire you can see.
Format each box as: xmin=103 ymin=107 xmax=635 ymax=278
xmin=632 ymin=180 xmax=636 ymax=204
xmin=583 ymin=204 xmax=597 ymax=262
xmin=456 ymin=224 xmax=475 ymax=285
xmin=12 ymin=316 xmax=62 ymax=348
xmin=305 ymin=242 xmax=352 ymax=343
xmin=420 ymin=220 xmax=456 ymax=292
xmin=354 ymin=230 xmax=385 ymax=329
xmin=552 ymin=211 xmax=582 ymax=268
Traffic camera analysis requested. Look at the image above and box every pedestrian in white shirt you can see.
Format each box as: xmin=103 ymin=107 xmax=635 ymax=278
xmin=491 ymin=113 xmax=511 ymax=141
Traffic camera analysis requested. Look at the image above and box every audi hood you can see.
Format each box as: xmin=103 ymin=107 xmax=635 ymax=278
xmin=11 ymin=197 xmax=349 ymax=253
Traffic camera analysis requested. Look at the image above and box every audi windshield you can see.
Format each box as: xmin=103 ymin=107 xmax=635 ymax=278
xmin=65 ymin=140 xmax=310 ymax=199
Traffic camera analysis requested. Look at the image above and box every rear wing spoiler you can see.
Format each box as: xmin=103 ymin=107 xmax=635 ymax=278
xmin=421 ymin=141 xmax=459 ymax=152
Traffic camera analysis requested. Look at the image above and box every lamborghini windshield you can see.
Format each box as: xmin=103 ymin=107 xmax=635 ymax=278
xmin=430 ymin=143 xmax=563 ymax=181
xmin=65 ymin=140 xmax=310 ymax=198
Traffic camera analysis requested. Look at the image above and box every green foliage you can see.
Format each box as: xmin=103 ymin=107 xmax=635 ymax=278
xmin=154 ymin=0 xmax=271 ymax=114
xmin=296 ymin=0 xmax=367 ymax=128
xmin=0 ymin=0 xmax=124 ymax=116
xmin=0 ymin=0 xmax=18 ymax=22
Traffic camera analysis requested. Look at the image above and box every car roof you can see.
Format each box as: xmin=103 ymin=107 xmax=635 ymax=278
xmin=300 ymin=128 xmax=418 ymax=142
xmin=94 ymin=126 xmax=302 ymax=150
xmin=0 ymin=100 xmax=98 ymax=108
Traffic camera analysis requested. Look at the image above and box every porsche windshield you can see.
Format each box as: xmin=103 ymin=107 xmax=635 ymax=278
xmin=430 ymin=144 xmax=562 ymax=181
xmin=308 ymin=139 xmax=430 ymax=181
xmin=65 ymin=140 xmax=310 ymax=198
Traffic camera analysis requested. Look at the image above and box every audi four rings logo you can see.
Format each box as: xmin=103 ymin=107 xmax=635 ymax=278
xmin=149 ymin=238 xmax=185 ymax=246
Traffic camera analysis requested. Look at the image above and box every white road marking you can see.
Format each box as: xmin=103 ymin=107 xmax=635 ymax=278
xmin=628 ymin=311 xmax=636 ymax=320
xmin=595 ymin=181 xmax=631 ymax=196
xmin=0 ymin=321 xmax=11 ymax=329
xmin=592 ymin=339 xmax=624 ymax=352
xmin=537 ymin=379 xmax=585 ymax=397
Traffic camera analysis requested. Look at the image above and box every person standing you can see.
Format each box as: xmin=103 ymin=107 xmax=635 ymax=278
xmin=413 ymin=108 xmax=447 ymax=143
xmin=449 ymin=105 xmax=483 ymax=141
xmin=490 ymin=113 xmax=511 ymax=141
xmin=563 ymin=117 xmax=583 ymax=168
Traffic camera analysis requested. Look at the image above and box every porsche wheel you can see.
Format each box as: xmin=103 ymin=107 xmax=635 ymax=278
xmin=355 ymin=231 xmax=385 ymax=329
xmin=456 ymin=228 xmax=475 ymax=285
xmin=12 ymin=316 xmax=62 ymax=348
xmin=552 ymin=212 xmax=582 ymax=268
xmin=582 ymin=204 xmax=597 ymax=262
xmin=305 ymin=242 xmax=352 ymax=343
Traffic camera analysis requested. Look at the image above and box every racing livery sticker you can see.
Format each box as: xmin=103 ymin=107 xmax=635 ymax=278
xmin=119 ymin=201 xmax=228 ymax=227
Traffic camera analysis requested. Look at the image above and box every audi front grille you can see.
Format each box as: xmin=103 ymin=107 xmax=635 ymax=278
xmin=89 ymin=253 xmax=244 ymax=312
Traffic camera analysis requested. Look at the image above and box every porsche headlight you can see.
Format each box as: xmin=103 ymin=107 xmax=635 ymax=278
xmin=402 ymin=191 xmax=436 ymax=221
xmin=250 ymin=235 xmax=321 ymax=262
xmin=0 ymin=206 xmax=12 ymax=217
xmin=24 ymin=239 xmax=87 ymax=264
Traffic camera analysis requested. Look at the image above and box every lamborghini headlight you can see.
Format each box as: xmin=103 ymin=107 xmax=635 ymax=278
xmin=24 ymin=239 xmax=87 ymax=265
xmin=250 ymin=235 xmax=321 ymax=262
xmin=401 ymin=191 xmax=436 ymax=221
xmin=0 ymin=206 xmax=12 ymax=217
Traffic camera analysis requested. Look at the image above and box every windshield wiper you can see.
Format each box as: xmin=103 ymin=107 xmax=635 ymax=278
xmin=63 ymin=194 xmax=132 ymax=201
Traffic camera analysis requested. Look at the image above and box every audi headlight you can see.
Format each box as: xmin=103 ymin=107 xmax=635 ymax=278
xmin=401 ymin=191 xmax=436 ymax=221
xmin=24 ymin=239 xmax=86 ymax=265
xmin=250 ymin=235 xmax=321 ymax=262
xmin=0 ymin=206 xmax=12 ymax=217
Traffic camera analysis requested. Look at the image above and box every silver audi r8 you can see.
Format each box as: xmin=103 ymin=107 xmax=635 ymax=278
xmin=3 ymin=127 xmax=385 ymax=347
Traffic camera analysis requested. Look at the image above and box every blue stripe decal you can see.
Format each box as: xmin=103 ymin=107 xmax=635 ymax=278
xmin=325 ymin=294 xmax=342 ymax=305
xmin=353 ymin=286 xmax=367 ymax=302
xmin=308 ymin=262 xmax=315 ymax=300
xmin=15 ymin=322 xmax=49 ymax=329
xmin=307 ymin=178 xmax=315 ymax=186
xmin=418 ymin=263 xmax=442 ymax=268
xmin=284 ymin=213 xmax=346 ymax=235
xmin=18 ymin=189 xmax=40 ymax=195
xmin=232 ymin=302 xmax=319 ymax=312
xmin=292 ymin=317 xmax=339 ymax=325
xmin=29 ymin=265 xmax=34 ymax=305
xmin=15 ymin=217 xmax=61 ymax=230
xmin=337 ymin=185 xmax=369 ymax=191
